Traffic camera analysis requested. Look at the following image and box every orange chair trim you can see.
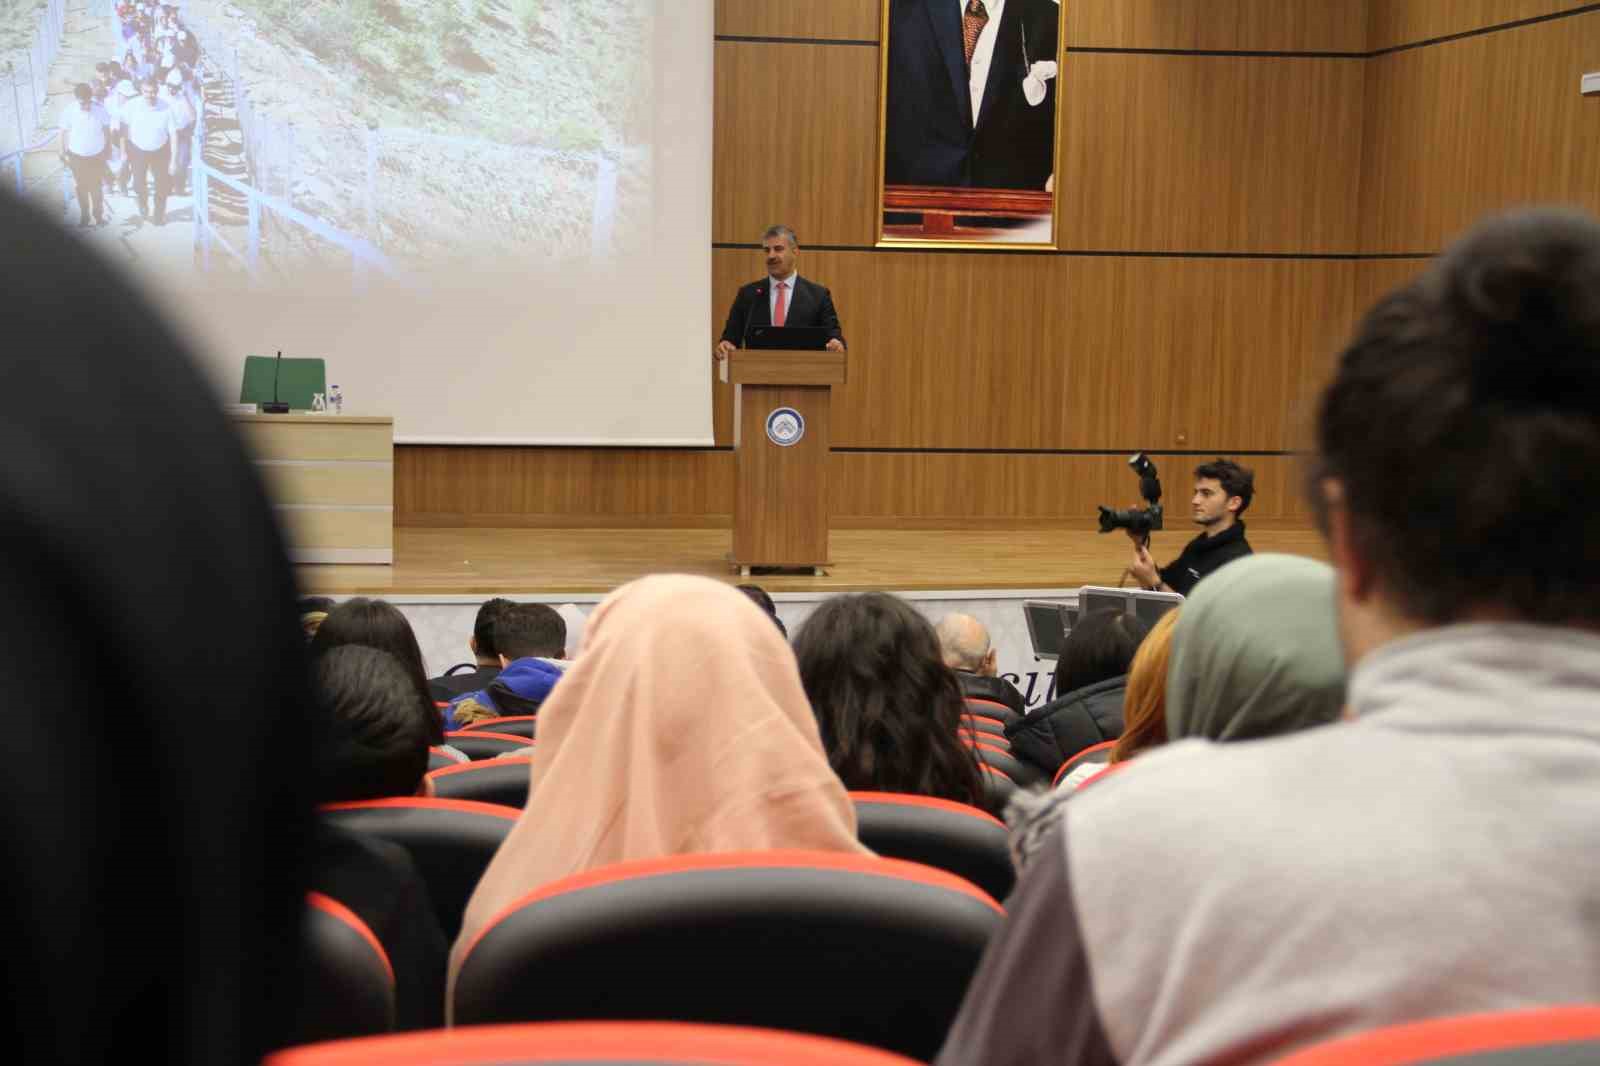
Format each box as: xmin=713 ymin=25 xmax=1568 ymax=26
xmin=306 ymin=891 xmax=395 ymax=986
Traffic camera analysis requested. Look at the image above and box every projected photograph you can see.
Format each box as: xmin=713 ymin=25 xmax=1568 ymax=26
xmin=18 ymin=0 xmax=651 ymax=288
xmin=877 ymin=0 xmax=1063 ymax=248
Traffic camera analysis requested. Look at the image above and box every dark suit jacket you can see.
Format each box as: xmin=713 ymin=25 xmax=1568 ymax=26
xmin=885 ymin=0 xmax=1060 ymax=190
xmin=719 ymin=275 xmax=846 ymax=348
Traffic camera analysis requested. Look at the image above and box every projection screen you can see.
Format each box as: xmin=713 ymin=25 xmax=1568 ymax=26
xmin=30 ymin=0 xmax=713 ymax=445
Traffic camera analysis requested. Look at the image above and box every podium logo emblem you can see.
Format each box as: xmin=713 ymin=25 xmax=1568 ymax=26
xmin=765 ymin=407 xmax=805 ymax=447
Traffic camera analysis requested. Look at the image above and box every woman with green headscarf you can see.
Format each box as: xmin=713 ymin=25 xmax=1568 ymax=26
xmin=1165 ymin=553 xmax=1347 ymax=742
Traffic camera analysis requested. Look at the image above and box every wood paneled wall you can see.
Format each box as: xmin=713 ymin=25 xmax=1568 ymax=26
xmin=396 ymin=1 xmax=1600 ymax=529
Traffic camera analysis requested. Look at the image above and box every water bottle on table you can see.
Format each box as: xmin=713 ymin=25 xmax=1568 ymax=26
xmin=329 ymin=384 xmax=343 ymax=415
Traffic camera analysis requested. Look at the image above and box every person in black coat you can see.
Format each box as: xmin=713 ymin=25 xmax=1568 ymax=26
xmin=1007 ymin=608 xmax=1150 ymax=780
xmin=716 ymin=225 xmax=845 ymax=358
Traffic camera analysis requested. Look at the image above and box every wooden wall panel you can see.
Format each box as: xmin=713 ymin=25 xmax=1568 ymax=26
xmin=1359 ymin=12 xmax=1600 ymax=252
xmin=1368 ymin=0 xmax=1593 ymax=51
xmin=396 ymin=447 xmax=735 ymax=527
xmin=715 ymin=0 xmax=880 ymax=42
xmin=714 ymin=249 xmax=1355 ymax=452
xmin=1056 ymin=54 xmax=1365 ymax=252
xmin=1068 ymin=0 xmax=1367 ymax=53
xmin=1353 ymin=258 xmax=1431 ymax=315
xmin=712 ymin=41 xmax=879 ymax=247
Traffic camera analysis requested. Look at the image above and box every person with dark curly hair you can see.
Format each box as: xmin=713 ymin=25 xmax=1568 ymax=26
xmin=793 ymin=592 xmax=986 ymax=810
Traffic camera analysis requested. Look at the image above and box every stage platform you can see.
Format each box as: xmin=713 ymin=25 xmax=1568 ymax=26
xmin=296 ymin=525 xmax=1328 ymax=598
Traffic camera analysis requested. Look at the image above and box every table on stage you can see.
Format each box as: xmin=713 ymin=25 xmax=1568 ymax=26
xmin=232 ymin=413 xmax=394 ymax=565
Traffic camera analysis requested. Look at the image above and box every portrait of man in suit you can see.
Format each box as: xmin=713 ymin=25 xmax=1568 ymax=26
xmin=880 ymin=0 xmax=1063 ymax=244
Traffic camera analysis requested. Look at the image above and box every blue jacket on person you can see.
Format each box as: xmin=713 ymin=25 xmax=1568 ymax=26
xmin=444 ymin=657 xmax=564 ymax=731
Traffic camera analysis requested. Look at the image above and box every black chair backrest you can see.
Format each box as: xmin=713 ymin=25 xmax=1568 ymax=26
xmin=963 ymin=698 xmax=1022 ymax=727
xmin=459 ymin=716 xmax=537 ymax=738
xmin=971 ymin=744 xmax=1030 ymax=785
xmin=850 ymin=792 xmax=1014 ymax=903
xmin=290 ymin=893 xmax=394 ymax=1046
xmin=428 ymin=746 xmax=466 ymax=772
xmin=978 ymin=763 xmax=1016 ymax=811
xmin=452 ymin=851 xmax=1004 ymax=1061
xmin=320 ymin=798 xmax=518 ymax=939
xmin=263 ymin=1020 xmax=927 ymax=1065
xmin=960 ymin=713 xmax=1008 ymax=737
xmin=428 ymin=757 xmax=533 ymax=808
xmin=445 ymin=731 xmax=533 ymax=760
xmin=1053 ymin=740 xmax=1117 ymax=786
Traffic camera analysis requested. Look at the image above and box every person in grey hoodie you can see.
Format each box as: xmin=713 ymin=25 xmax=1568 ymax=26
xmin=937 ymin=207 xmax=1600 ymax=1066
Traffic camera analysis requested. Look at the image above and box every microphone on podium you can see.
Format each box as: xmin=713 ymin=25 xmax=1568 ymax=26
xmin=262 ymin=350 xmax=290 ymax=413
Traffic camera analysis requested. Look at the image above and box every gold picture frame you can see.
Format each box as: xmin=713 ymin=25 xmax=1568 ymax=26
xmin=875 ymin=0 xmax=1067 ymax=250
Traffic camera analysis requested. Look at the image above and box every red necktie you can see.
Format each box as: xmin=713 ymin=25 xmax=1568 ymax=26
xmin=773 ymin=281 xmax=788 ymax=327
xmin=963 ymin=0 xmax=989 ymax=67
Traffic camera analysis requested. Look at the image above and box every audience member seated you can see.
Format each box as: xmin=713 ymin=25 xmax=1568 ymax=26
xmin=1080 ymin=608 xmax=1181 ymax=785
xmin=446 ymin=602 xmax=568 ymax=729
xmin=737 ymin=583 xmax=788 ymax=638
xmin=298 ymin=595 xmax=335 ymax=642
xmin=428 ymin=597 xmax=514 ymax=701
xmin=1005 ymin=608 xmax=1149 ymax=781
xmin=936 ymin=208 xmax=1600 ymax=1065
xmin=793 ymin=592 xmax=988 ymax=811
xmin=311 ymin=597 xmax=444 ymax=745
xmin=307 ymin=644 xmax=449 ymax=1030
xmin=1164 ymin=554 xmax=1346 ymax=744
xmin=448 ymin=575 xmax=869 ymax=1001
xmin=1 ymin=188 xmax=311 ymax=1060
xmin=936 ymin=612 xmax=1027 ymax=720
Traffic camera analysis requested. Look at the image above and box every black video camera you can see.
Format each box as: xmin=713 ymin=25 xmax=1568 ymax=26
xmin=1096 ymin=452 xmax=1164 ymax=540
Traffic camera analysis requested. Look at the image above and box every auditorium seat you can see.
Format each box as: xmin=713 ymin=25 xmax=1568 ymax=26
xmin=290 ymin=893 xmax=394 ymax=1047
xmin=1268 ymin=1005 xmax=1600 ymax=1065
xmin=960 ymin=713 xmax=1008 ymax=737
xmin=458 ymin=715 xmax=537 ymax=738
xmin=850 ymin=792 xmax=1014 ymax=903
xmin=427 ymin=746 xmax=468 ymax=772
xmin=445 ymin=730 xmax=533 ymax=760
xmin=320 ymin=798 xmax=517 ymax=938
xmin=1053 ymin=739 xmax=1117 ymax=787
xmin=427 ymin=757 xmax=533 ymax=808
xmin=451 ymin=851 xmax=1004 ymax=1060
xmin=971 ymin=744 xmax=1031 ymax=785
xmin=978 ymin=763 xmax=1016 ymax=810
xmin=263 ymin=1021 xmax=924 ymax=1065
xmin=958 ymin=725 xmax=1011 ymax=749
xmin=963 ymin=698 xmax=1022 ymax=727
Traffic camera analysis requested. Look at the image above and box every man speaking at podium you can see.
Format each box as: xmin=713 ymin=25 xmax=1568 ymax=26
xmin=715 ymin=224 xmax=846 ymax=361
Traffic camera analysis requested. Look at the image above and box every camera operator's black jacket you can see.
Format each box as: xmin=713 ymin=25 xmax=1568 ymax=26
xmin=1160 ymin=521 xmax=1253 ymax=596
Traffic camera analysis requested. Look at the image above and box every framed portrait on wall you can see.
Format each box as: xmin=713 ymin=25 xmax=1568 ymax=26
xmin=876 ymin=0 xmax=1066 ymax=249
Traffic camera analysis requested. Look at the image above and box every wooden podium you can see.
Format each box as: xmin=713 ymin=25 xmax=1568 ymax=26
xmin=722 ymin=349 xmax=847 ymax=575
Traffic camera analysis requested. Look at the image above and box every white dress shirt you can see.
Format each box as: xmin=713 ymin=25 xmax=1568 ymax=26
xmin=121 ymin=96 xmax=177 ymax=151
xmin=960 ymin=0 xmax=1007 ymax=127
xmin=768 ymin=271 xmax=798 ymax=324
xmin=59 ymin=102 xmax=111 ymax=157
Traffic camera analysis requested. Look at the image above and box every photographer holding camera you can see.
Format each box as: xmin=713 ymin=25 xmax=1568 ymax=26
xmin=1127 ymin=459 xmax=1255 ymax=595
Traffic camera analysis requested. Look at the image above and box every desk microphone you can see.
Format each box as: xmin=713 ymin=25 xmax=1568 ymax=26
xmin=262 ymin=350 xmax=290 ymax=413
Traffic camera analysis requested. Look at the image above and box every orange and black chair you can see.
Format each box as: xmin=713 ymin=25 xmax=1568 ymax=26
xmin=1052 ymin=739 xmax=1117 ymax=787
xmin=458 ymin=715 xmax=537 ymax=739
xmin=978 ymin=762 xmax=1016 ymax=810
xmin=850 ymin=791 xmax=1014 ymax=903
xmin=970 ymin=743 xmax=1033 ymax=786
xmin=445 ymin=730 xmax=533 ymax=761
xmin=960 ymin=713 xmax=1008 ymax=738
xmin=320 ymin=798 xmax=517 ymax=938
xmin=426 ymin=757 xmax=533 ymax=808
xmin=1268 ymin=1005 xmax=1600 ymax=1065
xmin=451 ymin=851 xmax=1005 ymax=1061
xmin=962 ymin=698 xmax=1022 ymax=728
xmin=265 ymin=1021 xmax=924 ymax=1065
xmin=427 ymin=746 xmax=467 ymax=772
xmin=290 ymin=893 xmax=394 ymax=1047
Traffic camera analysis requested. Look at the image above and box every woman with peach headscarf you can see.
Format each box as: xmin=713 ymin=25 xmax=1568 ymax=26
xmin=447 ymin=574 xmax=869 ymax=1001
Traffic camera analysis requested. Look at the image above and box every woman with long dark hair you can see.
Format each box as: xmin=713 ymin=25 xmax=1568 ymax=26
xmin=310 ymin=597 xmax=445 ymax=744
xmin=793 ymin=592 xmax=985 ymax=809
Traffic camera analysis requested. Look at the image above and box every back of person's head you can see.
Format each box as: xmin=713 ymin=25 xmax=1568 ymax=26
xmin=1194 ymin=458 xmax=1255 ymax=516
xmin=0 ymin=190 xmax=311 ymax=1060
xmin=935 ymin=612 xmax=992 ymax=673
xmin=736 ymin=583 xmax=788 ymax=638
xmin=312 ymin=646 xmax=431 ymax=802
xmin=494 ymin=602 xmax=567 ymax=660
xmin=792 ymin=592 xmax=983 ymax=808
xmin=471 ymin=596 xmax=515 ymax=658
xmin=1166 ymin=554 xmax=1345 ymax=742
xmin=1111 ymin=609 xmax=1180 ymax=763
xmin=310 ymin=597 xmax=443 ymax=743
xmin=1053 ymin=608 xmax=1150 ymax=699
xmin=1312 ymin=207 xmax=1600 ymax=630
